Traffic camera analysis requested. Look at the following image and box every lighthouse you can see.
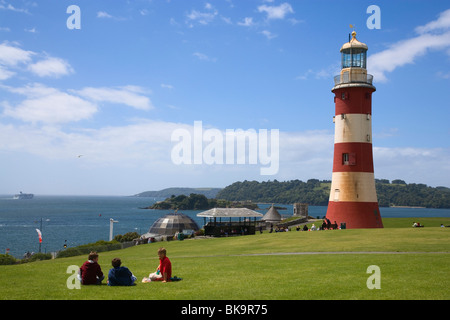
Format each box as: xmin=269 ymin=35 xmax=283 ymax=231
xmin=325 ymin=31 xmax=383 ymax=229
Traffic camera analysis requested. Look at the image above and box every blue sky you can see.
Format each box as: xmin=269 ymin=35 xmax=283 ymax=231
xmin=0 ymin=0 xmax=449 ymax=195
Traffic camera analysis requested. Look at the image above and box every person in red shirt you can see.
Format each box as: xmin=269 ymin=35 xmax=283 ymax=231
xmin=158 ymin=247 xmax=172 ymax=282
xmin=79 ymin=251 xmax=104 ymax=285
xmin=146 ymin=247 xmax=172 ymax=282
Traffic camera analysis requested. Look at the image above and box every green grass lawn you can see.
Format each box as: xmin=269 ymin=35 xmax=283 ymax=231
xmin=1 ymin=218 xmax=449 ymax=300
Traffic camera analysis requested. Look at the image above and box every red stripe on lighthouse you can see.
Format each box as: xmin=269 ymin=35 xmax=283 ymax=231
xmin=326 ymin=201 xmax=383 ymax=229
xmin=332 ymin=143 xmax=374 ymax=173
xmin=334 ymin=87 xmax=375 ymax=115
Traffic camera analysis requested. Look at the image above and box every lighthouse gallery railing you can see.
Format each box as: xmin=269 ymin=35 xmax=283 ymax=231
xmin=334 ymin=73 xmax=373 ymax=86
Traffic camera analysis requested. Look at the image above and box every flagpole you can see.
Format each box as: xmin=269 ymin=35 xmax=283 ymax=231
xmin=109 ymin=218 xmax=118 ymax=241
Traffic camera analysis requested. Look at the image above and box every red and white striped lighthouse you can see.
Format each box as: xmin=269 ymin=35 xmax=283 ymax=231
xmin=325 ymin=31 xmax=383 ymax=229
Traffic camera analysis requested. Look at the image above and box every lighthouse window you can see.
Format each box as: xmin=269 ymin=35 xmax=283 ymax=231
xmin=342 ymin=52 xmax=352 ymax=68
xmin=343 ymin=153 xmax=356 ymax=165
xmin=343 ymin=153 xmax=349 ymax=164
xmin=341 ymin=49 xmax=366 ymax=68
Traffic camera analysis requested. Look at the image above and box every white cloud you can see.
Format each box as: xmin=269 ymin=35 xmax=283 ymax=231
xmin=2 ymin=83 xmax=97 ymax=124
xmin=436 ymin=70 xmax=450 ymax=79
xmin=0 ymin=42 xmax=34 ymax=66
xmin=186 ymin=8 xmax=218 ymax=26
xmin=296 ymin=63 xmax=340 ymax=81
xmin=0 ymin=2 xmax=29 ymax=14
xmin=237 ymin=17 xmax=254 ymax=27
xmin=75 ymin=86 xmax=153 ymax=110
xmin=258 ymin=3 xmax=294 ymax=20
xmin=374 ymin=147 xmax=450 ymax=187
xmin=193 ymin=52 xmax=217 ymax=62
xmin=0 ymin=43 xmax=34 ymax=80
xmin=97 ymin=11 xmax=114 ymax=19
xmin=221 ymin=16 xmax=232 ymax=25
xmin=369 ymin=9 xmax=450 ymax=82
xmin=28 ymin=57 xmax=74 ymax=78
xmin=415 ymin=9 xmax=450 ymax=34
xmin=0 ymin=120 xmax=180 ymax=165
xmin=96 ymin=11 xmax=127 ymax=21
xmin=0 ymin=42 xmax=75 ymax=79
xmin=260 ymin=30 xmax=277 ymax=40
xmin=0 ymin=65 xmax=14 ymax=80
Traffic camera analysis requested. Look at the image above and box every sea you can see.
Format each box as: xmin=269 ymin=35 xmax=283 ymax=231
xmin=1 ymin=195 xmax=450 ymax=258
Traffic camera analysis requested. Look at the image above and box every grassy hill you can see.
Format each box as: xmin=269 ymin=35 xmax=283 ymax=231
xmin=134 ymin=179 xmax=450 ymax=208
xmin=216 ymin=179 xmax=450 ymax=208
xmin=1 ymin=218 xmax=449 ymax=301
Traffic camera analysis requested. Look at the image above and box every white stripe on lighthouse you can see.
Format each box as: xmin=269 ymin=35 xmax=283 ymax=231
xmin=329 ymin=172 xmax=378 ymax=202
xmin=334 ymin=113 xmax=372 ymax=144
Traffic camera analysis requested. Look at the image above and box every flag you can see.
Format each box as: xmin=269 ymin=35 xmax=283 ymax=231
xmin=36 ymin=229 xmax=42 ymax=243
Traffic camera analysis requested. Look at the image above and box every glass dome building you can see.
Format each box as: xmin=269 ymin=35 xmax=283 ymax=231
xmin=147 ymin=212 xmax=200 ymax=236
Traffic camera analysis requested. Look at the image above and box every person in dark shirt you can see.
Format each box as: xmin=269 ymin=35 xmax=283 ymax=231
xmin=107 ymin=257 xmax=137 ymax=286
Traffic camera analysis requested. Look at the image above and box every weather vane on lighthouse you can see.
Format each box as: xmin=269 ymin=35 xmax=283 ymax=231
xmin=325 ymin=30 xmax=383 ymax=229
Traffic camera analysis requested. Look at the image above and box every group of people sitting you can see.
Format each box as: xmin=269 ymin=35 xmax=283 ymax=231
xmin=269 ymin=218 xmax=341 ymax=233
xmin=321 ymin=218 xmax=339 ymax=230
xmin=78 ymin=247 xmax=173 ymax=286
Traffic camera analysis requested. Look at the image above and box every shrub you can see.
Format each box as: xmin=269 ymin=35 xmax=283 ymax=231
xmin=114 ymin=232 xmax=140 ymax=243
xmin=0 ymin=254 xmax=17 ymax=265
xmin=56 ymin=240 xmax=122 ymax=258
xmin=23 ymin=252 xmax=52 ymax=263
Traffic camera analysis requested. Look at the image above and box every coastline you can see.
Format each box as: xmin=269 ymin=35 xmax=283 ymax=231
xmin=390 ymin=205 xmax=426 ymax=209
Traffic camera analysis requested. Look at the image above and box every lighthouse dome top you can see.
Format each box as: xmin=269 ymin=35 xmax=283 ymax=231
xmin=340 ymin=31 xmax=368 ymax=52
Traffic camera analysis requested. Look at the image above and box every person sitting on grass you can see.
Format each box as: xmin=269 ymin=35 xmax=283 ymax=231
xmin=107 ymin=257 xmax=137 ymax=286
xmin=79 ymin=251 xmax=104 ymax=285
xmin=144 ymin=247 xmax=172 ymax=283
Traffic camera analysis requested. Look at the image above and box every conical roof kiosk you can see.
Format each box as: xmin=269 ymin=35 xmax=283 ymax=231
xmin=262 ymin=204 xmax=282 ymax=223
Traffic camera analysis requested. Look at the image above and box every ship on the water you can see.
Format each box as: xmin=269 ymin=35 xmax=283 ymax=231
xmin=14 ymin=192 xmax=34 ymax=200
